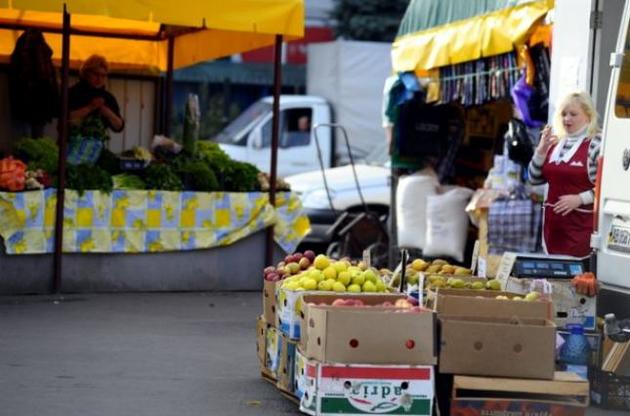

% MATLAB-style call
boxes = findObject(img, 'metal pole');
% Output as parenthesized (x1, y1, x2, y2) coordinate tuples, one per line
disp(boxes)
(52, 5, 71, 293)
(265, 34, 283, 266)
(164, 35, 175, 136)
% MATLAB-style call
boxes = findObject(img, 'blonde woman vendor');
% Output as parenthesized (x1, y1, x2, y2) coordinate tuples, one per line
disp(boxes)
(528, 91, 601, 258)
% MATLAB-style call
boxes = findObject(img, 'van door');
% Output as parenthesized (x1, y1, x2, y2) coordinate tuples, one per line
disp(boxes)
(248, 107, 321, 177)
(596, 1, 630, 292)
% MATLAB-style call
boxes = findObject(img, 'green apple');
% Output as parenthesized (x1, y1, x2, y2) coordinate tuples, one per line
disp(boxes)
(337, 271, 352, 286)
(318, 280, 333, 291)
(302, 278, 317, 291)
(314, 254, 330, 270)
(362, 269, 377, 283)
(332, 281, 346, 292)
(375, 280, 386, 292)
(333, 261, 347, 273)
(362, 281, 376, 292)
(309, 269, 324, 282)
(352, 274, 365, 286)
(524, 292, 541, 302)
(486, 279, 502, 290)
(323, 266, 337, 280)
(471, 281, 485, 290)
(347, 284, 362, 293)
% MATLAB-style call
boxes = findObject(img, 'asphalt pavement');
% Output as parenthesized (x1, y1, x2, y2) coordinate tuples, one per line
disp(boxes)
(0, 292, 627, 416)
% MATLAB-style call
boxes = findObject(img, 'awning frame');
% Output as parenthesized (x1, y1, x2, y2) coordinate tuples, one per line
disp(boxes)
(4, 4, 291, 292)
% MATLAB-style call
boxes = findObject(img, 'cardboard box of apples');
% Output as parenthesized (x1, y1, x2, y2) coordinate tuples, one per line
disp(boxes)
(264, 252, 394, 339)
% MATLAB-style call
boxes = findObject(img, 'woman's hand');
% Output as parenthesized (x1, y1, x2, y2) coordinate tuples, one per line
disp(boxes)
(553, 194, 583, 216)
(536, 125, 557, 157)
(90, 97, 105, 111)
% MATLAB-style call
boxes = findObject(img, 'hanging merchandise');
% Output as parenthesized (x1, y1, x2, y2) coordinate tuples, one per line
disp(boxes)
(439, 51, 522, 107)
(8, 28, 59, 137)
(527, 43, 551, 123)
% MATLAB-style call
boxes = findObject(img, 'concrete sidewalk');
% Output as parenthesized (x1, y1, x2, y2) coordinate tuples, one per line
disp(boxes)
(0, 292, 626, 415)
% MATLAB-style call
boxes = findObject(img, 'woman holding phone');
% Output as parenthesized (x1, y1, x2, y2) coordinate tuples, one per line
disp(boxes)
(528, 91, 601, 258)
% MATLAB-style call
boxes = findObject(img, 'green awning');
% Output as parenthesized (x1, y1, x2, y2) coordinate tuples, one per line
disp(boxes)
(174, 61, 305, 87)
(397, 0, 540, 38)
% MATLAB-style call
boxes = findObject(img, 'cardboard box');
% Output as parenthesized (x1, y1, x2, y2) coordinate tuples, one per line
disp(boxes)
(506, 277, 596, 330)
(313, 363, 434, 415)
(298, 351, 319, 416)
(276, 332, 298, 394)
(430, 288, 553, 320)
(451, 372, 589, 416)
(304, 303, 436, 365)
(256, 315, 267, 368)
(265, 325, 280, 379)
(300, 293, 408, 346)
(262, 280, 279, 326)
(277, 288, 320, 340)
(439, 316, 556, 379)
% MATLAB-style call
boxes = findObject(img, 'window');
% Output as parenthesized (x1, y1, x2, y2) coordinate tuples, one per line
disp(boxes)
(259, 108, 313, 148)
(216, 101, 271, 145)
(615, 23, 630, 118)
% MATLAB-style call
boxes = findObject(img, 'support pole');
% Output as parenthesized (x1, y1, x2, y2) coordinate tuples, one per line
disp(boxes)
(52, 5, 71, 293)
(164, 35, 175, 136)
(265, 34, 283, 266)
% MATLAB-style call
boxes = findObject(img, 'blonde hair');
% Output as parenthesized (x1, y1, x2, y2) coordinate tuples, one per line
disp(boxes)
(79, 54, 109, 80)
(552, 91, 600, 138)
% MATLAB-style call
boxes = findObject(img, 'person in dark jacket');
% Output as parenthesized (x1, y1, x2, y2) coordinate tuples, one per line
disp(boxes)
(8, 28, 59, 138)
(69, 55, 124, 133)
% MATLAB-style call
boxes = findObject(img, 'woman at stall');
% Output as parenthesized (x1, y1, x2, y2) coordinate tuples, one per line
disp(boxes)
(69, 54, 124, 133)
(528, 91, 601, 258)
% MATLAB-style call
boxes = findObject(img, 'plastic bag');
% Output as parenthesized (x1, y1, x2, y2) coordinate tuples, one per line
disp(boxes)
(0, 156, 27, 191)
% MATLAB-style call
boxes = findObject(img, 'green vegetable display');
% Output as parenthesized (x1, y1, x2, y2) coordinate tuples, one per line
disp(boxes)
(172, 156, 219, 192)
(112, 174, 146, 190)
(96, 148, 121, 175)
(143, 164, 183, 191)
(197, 141, 260, 191)
(13, 137, 59, 174)
(66, 164, 113, 196)
(70, 115, 109, 141)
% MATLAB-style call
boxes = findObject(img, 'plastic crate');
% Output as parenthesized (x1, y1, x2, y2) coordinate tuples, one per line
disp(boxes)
(590, 369, 630, 410)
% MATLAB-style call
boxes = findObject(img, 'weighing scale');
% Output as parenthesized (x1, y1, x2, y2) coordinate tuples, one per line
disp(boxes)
(510, 253, 589, 279)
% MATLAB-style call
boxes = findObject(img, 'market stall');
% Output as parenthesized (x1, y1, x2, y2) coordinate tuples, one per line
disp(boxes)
(0, 0, 307, 293)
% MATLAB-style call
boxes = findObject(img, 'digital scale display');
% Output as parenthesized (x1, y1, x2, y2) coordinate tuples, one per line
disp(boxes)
(513, 255, 585, 278)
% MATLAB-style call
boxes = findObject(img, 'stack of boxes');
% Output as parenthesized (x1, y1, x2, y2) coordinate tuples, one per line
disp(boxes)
(431, 288, 590, 415)
(257, 281, 438, 415)
(257, 264, 592, 415)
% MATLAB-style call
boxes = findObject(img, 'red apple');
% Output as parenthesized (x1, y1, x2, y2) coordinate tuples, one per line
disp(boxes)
(267, 272, 280, 282)
(304, 250, 316, 262)
(293, 252, 303, 261)
(298, 257, 311, 270)
(381, 301, 393, 307)
(332, 299, 347, 307)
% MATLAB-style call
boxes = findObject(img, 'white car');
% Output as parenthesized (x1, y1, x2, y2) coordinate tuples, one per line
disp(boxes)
(285, 144, 390, 244)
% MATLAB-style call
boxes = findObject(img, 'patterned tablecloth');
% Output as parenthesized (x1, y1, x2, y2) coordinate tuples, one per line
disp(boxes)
(0, 189, 310, 255)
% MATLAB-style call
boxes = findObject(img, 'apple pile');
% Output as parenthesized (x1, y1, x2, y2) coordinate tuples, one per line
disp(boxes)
(494, 292, 542, 302)
(308, 297, 429, 313)
(263, 250, 317, 282)
(279, 254, 388, 293)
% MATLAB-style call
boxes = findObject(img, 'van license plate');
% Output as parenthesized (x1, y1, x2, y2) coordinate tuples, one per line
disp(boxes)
(607, 217, 630, 253)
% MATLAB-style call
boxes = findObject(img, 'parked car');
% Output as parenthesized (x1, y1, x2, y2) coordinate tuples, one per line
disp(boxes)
(285, 142, 390, 244)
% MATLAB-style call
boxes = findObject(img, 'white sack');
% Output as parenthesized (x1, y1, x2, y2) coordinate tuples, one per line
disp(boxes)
(396, 173, 439, 250)
(423, 187, 474, 262)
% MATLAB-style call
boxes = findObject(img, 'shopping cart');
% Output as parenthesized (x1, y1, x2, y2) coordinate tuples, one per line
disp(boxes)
(312, 123, 390, 267)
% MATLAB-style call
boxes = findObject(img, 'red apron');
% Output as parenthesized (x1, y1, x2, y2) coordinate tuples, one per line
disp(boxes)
(541, 138, 594, 257)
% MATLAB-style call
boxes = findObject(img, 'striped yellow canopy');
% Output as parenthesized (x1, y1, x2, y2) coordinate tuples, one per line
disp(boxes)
(0, 0, 304, 72)
(392, 0, 553, 73)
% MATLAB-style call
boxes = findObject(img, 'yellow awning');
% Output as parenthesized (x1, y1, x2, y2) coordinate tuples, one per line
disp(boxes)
(392, 0, 553, 73)
(0, 1, 304, 72)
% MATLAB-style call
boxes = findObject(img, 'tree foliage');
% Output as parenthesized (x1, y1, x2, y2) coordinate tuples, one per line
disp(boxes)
(330, 0, 409, 42)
